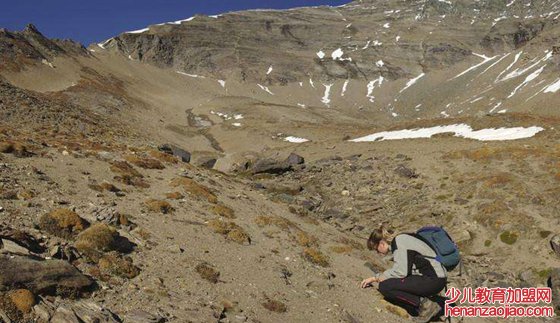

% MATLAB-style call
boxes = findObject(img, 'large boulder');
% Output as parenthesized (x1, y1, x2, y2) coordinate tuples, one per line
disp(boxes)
(0, 255, 94, 296)
(158, 144, 191, 163)
(249, 158, 292, 175)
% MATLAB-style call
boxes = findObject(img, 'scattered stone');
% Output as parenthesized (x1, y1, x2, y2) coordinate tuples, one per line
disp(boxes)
(52, 301, 121, 323)
(286, 153, 304, 165)
(394, 164, 418, 178)
(124, 309, 167, 323)
(0, 239, 30, 255)
(0, 255, 94, 296)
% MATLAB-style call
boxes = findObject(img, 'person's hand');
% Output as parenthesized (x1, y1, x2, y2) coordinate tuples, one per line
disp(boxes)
(360, 276, 378, 288)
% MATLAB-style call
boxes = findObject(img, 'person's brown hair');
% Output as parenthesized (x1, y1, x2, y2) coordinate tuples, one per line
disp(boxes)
(367, 225, 391, 250)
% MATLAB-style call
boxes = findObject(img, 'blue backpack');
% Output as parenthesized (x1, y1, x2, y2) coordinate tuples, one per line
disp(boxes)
(413, 226, 460, 271)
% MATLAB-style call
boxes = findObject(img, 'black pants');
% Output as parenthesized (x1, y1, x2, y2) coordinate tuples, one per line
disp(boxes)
(378, 276, 447, 316)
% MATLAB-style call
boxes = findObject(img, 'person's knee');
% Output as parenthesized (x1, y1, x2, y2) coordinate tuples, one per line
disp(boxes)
(378, 280, 392, 297)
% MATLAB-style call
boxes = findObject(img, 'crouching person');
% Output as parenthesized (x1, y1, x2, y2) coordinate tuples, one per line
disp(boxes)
(361, 226, 449, 322)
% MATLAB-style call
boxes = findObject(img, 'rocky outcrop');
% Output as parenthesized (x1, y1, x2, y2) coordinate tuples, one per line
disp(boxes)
(0, 255, 94, 296)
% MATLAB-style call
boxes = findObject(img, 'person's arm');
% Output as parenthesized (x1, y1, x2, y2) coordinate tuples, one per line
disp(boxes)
(378, 239, 408, 280)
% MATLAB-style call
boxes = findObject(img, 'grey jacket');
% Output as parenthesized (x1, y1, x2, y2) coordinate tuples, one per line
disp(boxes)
(378, 234, 447, 280)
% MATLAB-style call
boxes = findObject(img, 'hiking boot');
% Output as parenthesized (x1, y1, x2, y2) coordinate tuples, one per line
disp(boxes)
(413, 297, 441, 323)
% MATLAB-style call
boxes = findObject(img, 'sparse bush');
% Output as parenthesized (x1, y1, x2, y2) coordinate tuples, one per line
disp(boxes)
(499, 231, 518, 245)
(148, 150, 178, 164)
(7, 289, 35, 314)
(207, 219, 250, 245)
(303, 248, 329, 267)
(212, 204, 235, 219)
(144, 199, 174, 214)
(125, 154, 165, 170)
(170, 177, 217, 203)
(74, 223, 132, 262)
(295, 231, 317, 247)
(39, 208, 89, 239)
(165, 192, 184, 200)
(195, 262, 220, 283)
(98, 252, 140, 279)
(262, 298, 287, 313)
(330, 245, 353, 254)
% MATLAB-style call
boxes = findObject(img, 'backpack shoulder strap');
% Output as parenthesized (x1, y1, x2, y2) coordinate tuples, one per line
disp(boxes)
(405, 232, 438, 259)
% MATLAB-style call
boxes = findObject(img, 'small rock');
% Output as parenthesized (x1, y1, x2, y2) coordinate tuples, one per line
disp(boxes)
(394, 164, 418, 178)
(341, 190, 350, 196)
(286, 153, 304, 165)
(124, 309, 167, 323)
(0, 239, 30, 255)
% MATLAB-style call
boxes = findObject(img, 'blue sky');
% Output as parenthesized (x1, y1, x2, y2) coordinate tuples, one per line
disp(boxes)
(1, 0, 349, 45)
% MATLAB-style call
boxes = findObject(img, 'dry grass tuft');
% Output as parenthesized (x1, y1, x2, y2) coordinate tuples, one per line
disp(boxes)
(144, 199, 174, 214)
(330, 245, 353, 254)
(195, 262, 220, 283)
(110, 161, 150, 188)
(295, 230, 317, 247)
(207, 219, 251, 244)
(98, 252, 140, 279)
(170, 177, 217, 203)
(212, 204, 235, 219)
(148, 150, 178, 164)
(74, 223, 126, 262)
(124, 154, 165, 170)
(262, 299, 287, 313)
(165, 192, 184, 200)
(302, 248, 330, 267)
(254, 216, 297, 230)
(39, 208, 89, 239)
(7, 289, 35, 314)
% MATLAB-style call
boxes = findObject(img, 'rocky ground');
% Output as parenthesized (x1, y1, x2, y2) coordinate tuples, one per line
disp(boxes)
(1, 0, 560, 322)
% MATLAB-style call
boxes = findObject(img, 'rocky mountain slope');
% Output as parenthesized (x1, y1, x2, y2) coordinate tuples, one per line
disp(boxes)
(0, 0, 560, 322)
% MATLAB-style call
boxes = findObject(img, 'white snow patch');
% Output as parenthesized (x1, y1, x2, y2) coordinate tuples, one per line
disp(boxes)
(257, 84, 274, 95)
(400, 73, 425, 93)
(322, 84, 333, 106)
(383, 23, 390, 28)
(317, 51, 326, 59)
(341, 80, 349, 96)
(297, 103, 306, 108)
(218, 80, 226, 88)
(362, 41, 371, 50)
(496, 51, 522, 82)
(372, 40, 382, 46)
(232, 123, 242, 127)
(125, 27, 150, 34)
(438, 0, 452, 4)
(451, 53, 497, 80)
(507, 66, 544, 98)
(41, 59, 54, 68)
(395, 36, 400, 42)
(367, 76, 384, 102)
(332, 48, 344, 60)
(376, 60, 385, 67)
(234, 114, 244, 120)
(177, 71, 204, 78)
(349, 124, 544, 142)
(544, 78, 560, 93)
(489, 102, 502, 113)
(299, 82, 304, 87)
(309, 79, 315, 88)
(266, 66, 273, 75)
(284, 136, 310, 143)
(497, 109, 507, 114)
